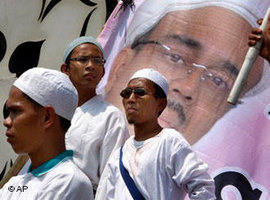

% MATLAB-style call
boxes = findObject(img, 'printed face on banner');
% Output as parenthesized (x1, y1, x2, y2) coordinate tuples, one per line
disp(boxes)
(106, 6, 264, 144)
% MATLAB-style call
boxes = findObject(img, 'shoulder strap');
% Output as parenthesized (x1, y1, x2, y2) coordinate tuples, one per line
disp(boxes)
(119, 147, 145, 200)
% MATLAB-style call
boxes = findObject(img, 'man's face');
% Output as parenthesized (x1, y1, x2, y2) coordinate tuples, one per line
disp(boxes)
(121, 78, 163, 125)
(63, 43, 104, 92)
(3, 87, 45, 154)
(106, 7, 264, 144)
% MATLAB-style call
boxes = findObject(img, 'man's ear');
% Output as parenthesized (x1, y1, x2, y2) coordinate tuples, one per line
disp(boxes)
(61, 64, 70, 76)
(43, 106, 56, 128)
(106, 47, 135, 93)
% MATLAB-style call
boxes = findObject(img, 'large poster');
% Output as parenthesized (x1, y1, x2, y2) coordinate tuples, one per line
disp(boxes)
(98, 0, 270, 199)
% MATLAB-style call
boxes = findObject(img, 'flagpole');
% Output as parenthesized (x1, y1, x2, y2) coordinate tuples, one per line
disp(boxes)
(227, 7, 270, 105)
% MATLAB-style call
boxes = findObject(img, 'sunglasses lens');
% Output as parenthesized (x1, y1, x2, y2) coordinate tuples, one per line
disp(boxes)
(120, 88, 147, 98)
(120, 88, 132, 98)
(134, 88, 147, 96)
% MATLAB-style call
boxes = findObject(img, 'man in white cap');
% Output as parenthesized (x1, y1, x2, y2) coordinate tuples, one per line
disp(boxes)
(100, 0, 270, 198)
(0, 68, 93, 199)
(61, 36, 129, 191)
(96, 68, 215, 200)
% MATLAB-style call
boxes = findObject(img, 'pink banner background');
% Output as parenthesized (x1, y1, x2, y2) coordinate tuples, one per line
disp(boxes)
(98, 0, 270, 199)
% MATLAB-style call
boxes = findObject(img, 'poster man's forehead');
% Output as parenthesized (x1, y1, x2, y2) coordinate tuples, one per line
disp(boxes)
(125, 0, 269, 47)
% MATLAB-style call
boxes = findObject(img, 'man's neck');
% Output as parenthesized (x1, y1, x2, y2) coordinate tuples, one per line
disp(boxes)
(78, 88, 96, 106)
(29, 146, 66, 171)
(134, 120, 162, 141)
(28, 128, 66, 171)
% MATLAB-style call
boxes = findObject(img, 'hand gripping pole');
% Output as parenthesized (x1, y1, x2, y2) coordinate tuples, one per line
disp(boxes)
(227, 7, 270, 105)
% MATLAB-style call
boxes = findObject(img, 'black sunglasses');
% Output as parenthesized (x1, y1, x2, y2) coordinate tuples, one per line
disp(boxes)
(120, 88, 148, 98)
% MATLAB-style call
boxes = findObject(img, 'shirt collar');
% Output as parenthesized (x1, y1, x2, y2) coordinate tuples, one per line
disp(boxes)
(80, 95, 103, 111)
(28, 150, 73, 177)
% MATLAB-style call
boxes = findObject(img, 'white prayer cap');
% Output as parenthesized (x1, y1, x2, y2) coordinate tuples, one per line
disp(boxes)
(63, 36, 104, 63)
(13, 67, 78, 120)
(126, 0, 270, 46)
(130, 68, 169, 96)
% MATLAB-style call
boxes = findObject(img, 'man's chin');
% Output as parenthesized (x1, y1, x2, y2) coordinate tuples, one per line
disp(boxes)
(127, 118, 135, 124)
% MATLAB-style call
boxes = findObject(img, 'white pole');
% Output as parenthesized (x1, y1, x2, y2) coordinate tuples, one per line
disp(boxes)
(227, 7, 270, 105)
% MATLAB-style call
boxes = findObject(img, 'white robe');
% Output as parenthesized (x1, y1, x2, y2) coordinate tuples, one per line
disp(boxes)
(65, 95, 129, 189)
(96, 128, 216, 200)
(0, 150, 93, 200)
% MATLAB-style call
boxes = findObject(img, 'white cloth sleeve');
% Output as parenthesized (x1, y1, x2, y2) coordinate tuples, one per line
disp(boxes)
(168, 139, 216, 199)
(95, 149, 119, 200)
(99, 110, 129, 176)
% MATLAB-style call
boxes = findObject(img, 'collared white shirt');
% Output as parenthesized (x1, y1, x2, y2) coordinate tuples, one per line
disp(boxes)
(96, 128, 216, 200)
(65, 95, 129, 189)
(0, 150, 93, 200)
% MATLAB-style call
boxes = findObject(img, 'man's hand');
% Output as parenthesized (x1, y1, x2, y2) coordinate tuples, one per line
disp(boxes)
(248, 16, 270, 63)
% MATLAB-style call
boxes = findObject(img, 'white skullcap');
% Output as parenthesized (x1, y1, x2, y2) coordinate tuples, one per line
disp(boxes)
(130, 68, 169, 96)
(126, 0, 270, 46)
(13, 67, 78, 120)
(63, 36, 104, 63)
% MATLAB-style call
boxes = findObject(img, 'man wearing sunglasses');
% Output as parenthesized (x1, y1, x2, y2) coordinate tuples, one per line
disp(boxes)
(96, 68, 215, 200)
(61, 36, 129, 192)
(100, 0, 270, 198)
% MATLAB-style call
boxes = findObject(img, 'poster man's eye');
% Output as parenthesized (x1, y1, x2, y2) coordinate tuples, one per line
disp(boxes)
(170, 53, 184, 64)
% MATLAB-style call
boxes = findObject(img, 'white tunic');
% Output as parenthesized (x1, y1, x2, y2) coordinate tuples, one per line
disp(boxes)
(0, 150, 93, 200)
(65, 95, 129, 189)
(96, 128, 216, 200)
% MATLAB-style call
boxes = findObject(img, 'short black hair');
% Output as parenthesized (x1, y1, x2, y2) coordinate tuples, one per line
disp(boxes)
(151, 81, 167, 116)
(59, 116, 71, 132)
(153, 83, 166, 99)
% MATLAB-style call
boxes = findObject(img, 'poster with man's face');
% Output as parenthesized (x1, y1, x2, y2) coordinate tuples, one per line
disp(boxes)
(0, 0, 116, 182)
(99, 0, 270, 199)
